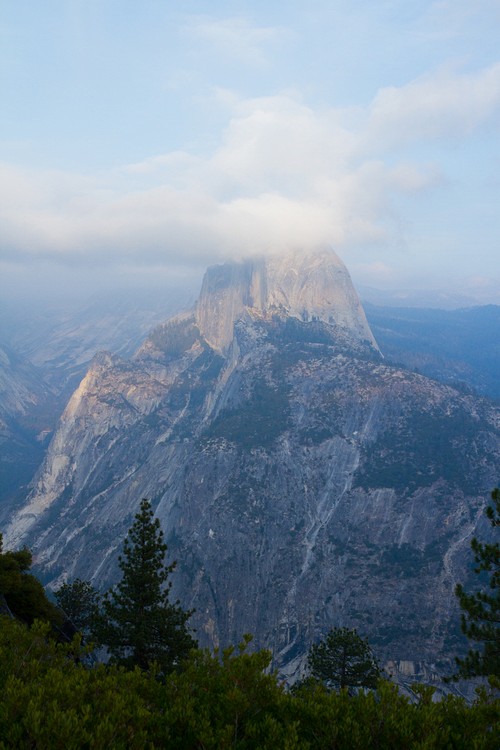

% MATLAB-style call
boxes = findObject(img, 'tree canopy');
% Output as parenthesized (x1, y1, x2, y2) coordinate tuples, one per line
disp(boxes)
(0, 532, 62, 627)
(54, 578, 101, 633)
(454, 487, 500, 679)
(2, 617, 499, 749)
(307, 626, 381, 692)
(96, 498, 196, 672)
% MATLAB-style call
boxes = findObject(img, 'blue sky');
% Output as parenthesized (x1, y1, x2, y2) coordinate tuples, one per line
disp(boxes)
(1, 1, 499, 302)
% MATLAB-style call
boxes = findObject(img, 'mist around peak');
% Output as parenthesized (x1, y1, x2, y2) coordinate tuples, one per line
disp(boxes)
(194, 247, 378, 355)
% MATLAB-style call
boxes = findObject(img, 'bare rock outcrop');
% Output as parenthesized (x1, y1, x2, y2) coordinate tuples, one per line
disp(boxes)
(4, 249, 499, 677)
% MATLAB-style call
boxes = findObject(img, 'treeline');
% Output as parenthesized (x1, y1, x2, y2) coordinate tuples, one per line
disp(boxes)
(0, 500, 196, 675)
(0, 492, 499, 748)
(0, 617, 498, 749)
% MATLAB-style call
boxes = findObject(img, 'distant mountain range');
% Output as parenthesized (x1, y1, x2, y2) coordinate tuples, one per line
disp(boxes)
(359, 283, 500, 310)
(365, 304, 500, 401)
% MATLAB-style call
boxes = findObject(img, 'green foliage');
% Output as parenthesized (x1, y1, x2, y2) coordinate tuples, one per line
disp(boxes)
(454, 487, 500, 679)
(96, 499, 196, 672)
(149, 317, 201, 358)
(380, 541, 443, 577)
(307, 627, 381, 692)
(54, 578, 101, 632)
(207, 377, 290, 448)
(156, 636, 303, 749)
(1, 618, 498, 749)
(0, 532, 62, 627)
(356, 409, 480, 493)
(0, 616, 160, 749)
(268, 316, 337, 346)
(292, 676, 499, 750)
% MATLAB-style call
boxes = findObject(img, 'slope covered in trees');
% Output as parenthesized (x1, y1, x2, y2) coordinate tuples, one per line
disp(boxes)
(0, 617, 499, 749)
(365, 303, 500, 400)
(1, 492, 500, 747)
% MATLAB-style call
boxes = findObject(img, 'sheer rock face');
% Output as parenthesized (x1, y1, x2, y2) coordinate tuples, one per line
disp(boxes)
(4, 250, 500, 674)
(195, 248, 378, 354)
(0, 344, 54, 525)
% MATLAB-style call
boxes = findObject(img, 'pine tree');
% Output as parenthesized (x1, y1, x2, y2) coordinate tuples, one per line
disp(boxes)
(454, 487, 500, 678)
(54, 578, 101, 633)
(97, 499, 196, 672)
(307, 626, 381, 692)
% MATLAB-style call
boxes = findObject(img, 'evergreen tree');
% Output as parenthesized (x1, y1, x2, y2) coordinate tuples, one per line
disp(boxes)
(307, 626, 381, 692)
(454, 487, 500, 678)
(0, 532, 62, 626)
(1, 618, 499, 748)
(97, 499, 196, 672)
(54, 578, 101, 633)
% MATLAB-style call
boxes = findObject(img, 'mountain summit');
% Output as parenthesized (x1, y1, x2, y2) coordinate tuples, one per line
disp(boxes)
(4, 248, 499, 680)
(195, 248, 379, 354)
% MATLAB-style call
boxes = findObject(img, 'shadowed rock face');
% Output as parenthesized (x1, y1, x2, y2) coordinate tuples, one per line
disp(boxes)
(4, 250, 499, 676)
(0, 344, 54, 525)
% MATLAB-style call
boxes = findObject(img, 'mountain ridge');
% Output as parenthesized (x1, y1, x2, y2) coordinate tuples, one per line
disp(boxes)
(3, 249, 499, 679)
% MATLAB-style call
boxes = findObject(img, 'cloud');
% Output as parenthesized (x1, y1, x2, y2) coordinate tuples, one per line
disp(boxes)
(0, 62, 498, 274)
(365, 62, 500, 148)
(185, 16, 292, 67)
(208, 95, 357, 194)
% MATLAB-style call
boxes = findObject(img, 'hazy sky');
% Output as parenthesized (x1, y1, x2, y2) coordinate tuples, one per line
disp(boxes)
(1, 1, 499, 302)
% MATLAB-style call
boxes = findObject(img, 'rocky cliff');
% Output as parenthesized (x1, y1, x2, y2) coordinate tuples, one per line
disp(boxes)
(0, 343, 54, 525)
(195, 248, 377, 354)
(4, 248, 499, 677)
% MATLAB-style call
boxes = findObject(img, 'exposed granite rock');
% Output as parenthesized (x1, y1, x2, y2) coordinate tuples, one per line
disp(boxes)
(0, 343, 54, 525)
(4, 250, 499, 677)
(195, 248, 378, 354)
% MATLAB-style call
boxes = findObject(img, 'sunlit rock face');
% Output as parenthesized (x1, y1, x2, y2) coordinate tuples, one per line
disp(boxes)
(195, 248, 378, 354)
(4, 248, 499, 678)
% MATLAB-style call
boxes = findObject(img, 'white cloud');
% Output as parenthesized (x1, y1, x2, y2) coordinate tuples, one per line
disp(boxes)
(208, 95, 357, 194)
(0, 62, 498, 275)
(365, 62, 500, 148)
